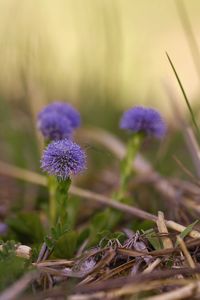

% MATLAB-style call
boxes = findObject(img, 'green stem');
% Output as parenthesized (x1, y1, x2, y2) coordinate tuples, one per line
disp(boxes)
(56, 178, 71, 222)
(117, 133, 144, 201)
(48, 176, 57, 226)
(48, 176, 71, 228)
(89, 134, 144, 245)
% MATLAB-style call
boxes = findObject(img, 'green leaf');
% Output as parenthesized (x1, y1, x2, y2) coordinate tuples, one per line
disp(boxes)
(143, 229, 163, 250)
(98, 230, 125, 247)
(0, 256, 27, 291)
(77, 228, 90, 248)
(65, 197, 80, 229)
(0, 240, 30, 291)
(133, 220, 155, 231)
(7, 212, 44, 243)
(0, 240, 18, 260)
(53, 230, 78, 259)
(175, 220, 199, 247)
(112, 231, 125, 241)
(44, 236, 55, 252)
(92, 210, 110, 231)
(89, 208, 123, 246)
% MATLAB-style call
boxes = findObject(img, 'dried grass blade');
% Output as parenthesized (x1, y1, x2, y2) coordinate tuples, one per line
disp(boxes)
(157, 211, 173, 249)
(145, 282, 198, 300)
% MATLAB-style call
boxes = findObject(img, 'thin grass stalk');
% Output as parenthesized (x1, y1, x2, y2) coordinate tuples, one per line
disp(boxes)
(166, 52, 200, 140)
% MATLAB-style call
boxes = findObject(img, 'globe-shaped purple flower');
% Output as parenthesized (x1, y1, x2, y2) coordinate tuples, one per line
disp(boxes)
(37, 112, 73, 141)
(120, 106, 166, 138)
(38, 101, 81, 129)
(41, 139, 86, 179)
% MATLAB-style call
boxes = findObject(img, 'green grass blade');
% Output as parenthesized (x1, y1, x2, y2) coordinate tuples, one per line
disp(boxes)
(166, 52, 200, 140)
(175, 220, 199, 247)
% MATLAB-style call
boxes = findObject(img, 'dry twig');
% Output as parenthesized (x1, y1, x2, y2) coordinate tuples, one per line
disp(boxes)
(0, 271, 38, 300)
(0, 161, 200, 239)
(145, 282, 199, 300)
(157, 211, 173, 249)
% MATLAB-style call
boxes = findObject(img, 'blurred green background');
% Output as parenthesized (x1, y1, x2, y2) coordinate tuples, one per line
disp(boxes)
(0, 0, 200, 112)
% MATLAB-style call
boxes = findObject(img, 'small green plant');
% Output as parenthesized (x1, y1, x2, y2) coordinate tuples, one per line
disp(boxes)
(0, 241, 30, 291)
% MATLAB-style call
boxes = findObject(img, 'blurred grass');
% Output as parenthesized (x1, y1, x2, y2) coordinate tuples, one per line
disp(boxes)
(0, 1, 200, 112)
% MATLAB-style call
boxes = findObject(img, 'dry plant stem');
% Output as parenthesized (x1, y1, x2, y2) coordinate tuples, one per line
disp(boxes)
(111, 283, 196, 300)
(177, 236, 196, 269)
(34, 259, 74, 268)
(157, 211, 173, 249)
(118, 238, 200, 258)
(173, 155, 200, 186)
(0, 161, 46, 186)
(81, 127, 200, 215)
(0, 161, 200, 239)
(36, 242, 52, 263)
(68, 292, 106, 300)
(54, 188, 200, 239)
(170, 178, 200, 195)
(145, 282, 199, 300)
(77, 268, 200, 295)
(0, 271, 38, 300)
(95, 260, 135, 282)
(177, 236, 200, 280)
(185, 199, 200, 214)
(70, 185, 157, 222)
(36, 242, 47, 263)
(78, 128, 182, 201)
(165, 220, 200, 239)
(142, 258, 161, 274)
(70, 279, 197, 300)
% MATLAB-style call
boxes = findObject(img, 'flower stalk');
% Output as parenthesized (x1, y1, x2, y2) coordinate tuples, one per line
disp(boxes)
(117, 105, 166, 202)
(48, 176, 71, 228)
(48, 175, 57, 226)
(56, 178, 71, 227)
(117, 132, 144, 201)
(41, 139, 86, 231)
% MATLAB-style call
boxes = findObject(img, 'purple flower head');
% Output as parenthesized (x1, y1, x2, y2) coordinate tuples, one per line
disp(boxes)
(0, 222, 8, 236)
(38, 101, 81, 129)
(37, 112, 73, 141)
(120, 106, 166, 138)
(41, 139, 86, 179)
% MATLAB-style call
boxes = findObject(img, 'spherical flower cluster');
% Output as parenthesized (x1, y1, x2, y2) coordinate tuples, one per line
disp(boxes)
(38, 101, 81, 129)
(41, 139, 86, 179)
(37, 101, 81, 141)
(37, 112, 72, 141)
(120, 106, 166, 138)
